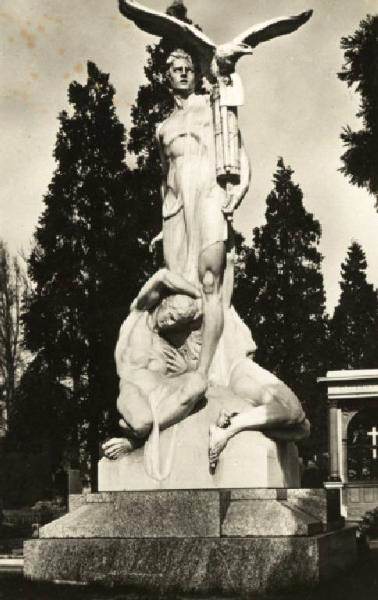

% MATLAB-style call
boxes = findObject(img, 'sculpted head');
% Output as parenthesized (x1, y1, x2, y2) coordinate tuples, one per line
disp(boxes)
(155, 293, 202, 334)
(166, 49, 196, 97)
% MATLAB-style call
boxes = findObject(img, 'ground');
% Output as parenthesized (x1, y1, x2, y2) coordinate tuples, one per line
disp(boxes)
(0, 548, 377, 600)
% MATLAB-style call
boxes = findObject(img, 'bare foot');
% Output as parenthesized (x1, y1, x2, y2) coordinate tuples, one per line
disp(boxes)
(208, 424, 231, 474)
(216, 408, 230, 428)
(102, 437, 135, 460)
(216, 408, 238, 428)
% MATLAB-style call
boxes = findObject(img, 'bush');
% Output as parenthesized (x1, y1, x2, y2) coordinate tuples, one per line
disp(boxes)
(359, 506, 378, 539)
(1, 503, 66, 539)
(0, 451, 52, 508)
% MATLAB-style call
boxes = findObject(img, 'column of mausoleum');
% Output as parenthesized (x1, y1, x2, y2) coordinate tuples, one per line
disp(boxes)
(329, 400, 341, 481)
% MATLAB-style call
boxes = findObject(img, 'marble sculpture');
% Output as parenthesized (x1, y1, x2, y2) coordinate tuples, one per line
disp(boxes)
(103, 0, 313, 478)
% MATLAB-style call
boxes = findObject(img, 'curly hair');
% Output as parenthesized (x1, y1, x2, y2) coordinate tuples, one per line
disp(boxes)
(156, 294, 202, 332)
(166, 49, 194, 70)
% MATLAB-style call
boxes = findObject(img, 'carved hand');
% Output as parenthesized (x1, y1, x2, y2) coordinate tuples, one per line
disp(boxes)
(162, 345, 188, 376)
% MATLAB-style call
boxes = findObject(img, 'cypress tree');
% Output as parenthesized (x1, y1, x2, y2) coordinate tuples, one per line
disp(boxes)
(24, 62, 139, 487)
(338, 15, 378, 204)
(330, 242, 378, 369)
(235, 158, 328, 453)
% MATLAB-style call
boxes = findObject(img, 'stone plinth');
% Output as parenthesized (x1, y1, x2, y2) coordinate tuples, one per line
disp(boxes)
(24, 489, 357, 594)
(99, 399, 300, 490)
(39, 490, 222, 539)
(24, 529, 357, 595)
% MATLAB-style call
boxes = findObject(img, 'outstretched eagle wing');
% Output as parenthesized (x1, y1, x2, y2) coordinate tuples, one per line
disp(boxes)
(231, 9, 313, 49)
(119, 0, 216, 62)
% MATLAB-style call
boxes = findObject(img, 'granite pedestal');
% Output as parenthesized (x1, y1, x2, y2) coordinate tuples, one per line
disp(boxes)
(24, 488, 357, 595)
(24, 400, 356, 594)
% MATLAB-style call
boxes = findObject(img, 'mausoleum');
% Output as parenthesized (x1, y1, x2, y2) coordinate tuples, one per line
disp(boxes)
(319, 369, 378, 521)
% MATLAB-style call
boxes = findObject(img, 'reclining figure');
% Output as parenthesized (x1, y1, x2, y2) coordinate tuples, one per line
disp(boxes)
(103, 268, 310, 473)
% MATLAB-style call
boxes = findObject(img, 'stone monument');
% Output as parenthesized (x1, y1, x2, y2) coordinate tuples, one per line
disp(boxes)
(24, 2, 357, 594)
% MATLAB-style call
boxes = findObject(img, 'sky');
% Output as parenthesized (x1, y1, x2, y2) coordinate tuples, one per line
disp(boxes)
(1, 0, 377, 314)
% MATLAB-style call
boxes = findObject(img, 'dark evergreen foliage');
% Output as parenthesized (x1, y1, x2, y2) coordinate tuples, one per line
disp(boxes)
(23, 62, 142, 487)
(338, 15, 378, 204)
(234, 158, 328, 452)
(329, 242, 378, 369)
(7, 354, 70, 464)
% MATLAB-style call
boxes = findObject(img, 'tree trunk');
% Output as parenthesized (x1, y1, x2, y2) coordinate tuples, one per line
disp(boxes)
(88, 415, 99, 492)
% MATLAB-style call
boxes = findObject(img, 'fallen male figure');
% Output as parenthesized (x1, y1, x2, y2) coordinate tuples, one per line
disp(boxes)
(103, 269, 309, 474)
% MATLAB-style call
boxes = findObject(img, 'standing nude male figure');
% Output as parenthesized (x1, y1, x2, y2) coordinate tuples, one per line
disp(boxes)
(119, 3, 312, 380)
(157, 49, 250, 379)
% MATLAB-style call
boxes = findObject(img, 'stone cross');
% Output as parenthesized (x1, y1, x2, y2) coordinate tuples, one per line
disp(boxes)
(367, 426, 378, 459)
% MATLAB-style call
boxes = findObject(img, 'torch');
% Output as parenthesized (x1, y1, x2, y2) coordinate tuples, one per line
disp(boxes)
(211, 73, 244, 221)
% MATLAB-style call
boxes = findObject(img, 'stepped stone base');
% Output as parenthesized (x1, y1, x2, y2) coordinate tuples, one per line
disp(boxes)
(24, 529, 356, 595)
(24, 489, 356, 595)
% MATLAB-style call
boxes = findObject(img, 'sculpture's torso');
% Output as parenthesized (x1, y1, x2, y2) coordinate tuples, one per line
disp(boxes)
(158, 94, 219, 218)
(158, 94, 227, 279)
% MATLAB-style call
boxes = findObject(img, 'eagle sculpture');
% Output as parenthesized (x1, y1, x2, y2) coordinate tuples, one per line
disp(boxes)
(119, 0, 313, 78)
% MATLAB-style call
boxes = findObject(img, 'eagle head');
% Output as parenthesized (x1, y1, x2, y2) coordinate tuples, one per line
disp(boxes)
(215, 43, 253, 75)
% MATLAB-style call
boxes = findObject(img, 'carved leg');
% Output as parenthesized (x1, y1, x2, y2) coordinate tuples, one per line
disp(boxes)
(198, 241, 226, 377)
(157, 371, 207, 430)
(208, 404, 282, 474)
(111, 372, 206, 459)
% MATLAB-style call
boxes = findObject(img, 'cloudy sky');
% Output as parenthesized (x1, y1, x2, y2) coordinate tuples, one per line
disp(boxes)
(1, 0, 377, 313)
